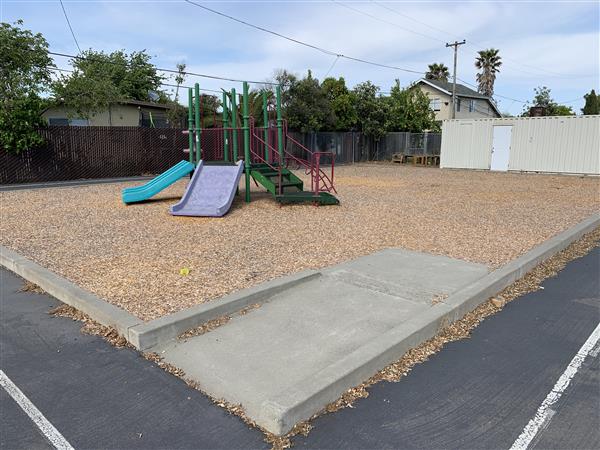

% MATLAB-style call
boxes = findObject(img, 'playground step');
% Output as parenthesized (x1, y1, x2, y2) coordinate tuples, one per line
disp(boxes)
(250, 168, 304, 196)
(270, 180, 303, 188)
(275, 191, 339, 205)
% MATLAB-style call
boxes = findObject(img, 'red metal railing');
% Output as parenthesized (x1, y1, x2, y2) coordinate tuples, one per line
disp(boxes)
(283, 121, 336, 195)
(192, 117, 336, 197)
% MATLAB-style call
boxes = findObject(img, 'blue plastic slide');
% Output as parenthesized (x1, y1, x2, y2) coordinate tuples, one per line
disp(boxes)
(122, 160, 195, 204)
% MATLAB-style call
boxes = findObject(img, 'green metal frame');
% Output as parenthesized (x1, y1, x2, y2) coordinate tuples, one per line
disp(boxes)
(231, 88, 238, 162)
(183, 80, 337, 206)
(188, 88, 194, 164)
(222, 91, 229, 162)
(276, 86, 283, 163)
(243, 82, 251, 203)
(194, 83, 201, 163)
(263, 91, 269, 161)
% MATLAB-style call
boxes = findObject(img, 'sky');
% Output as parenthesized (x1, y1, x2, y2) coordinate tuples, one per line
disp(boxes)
(3, 0, 599, 116)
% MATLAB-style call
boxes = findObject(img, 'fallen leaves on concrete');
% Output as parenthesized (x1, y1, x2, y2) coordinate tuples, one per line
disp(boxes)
(178, 303, 261, 340)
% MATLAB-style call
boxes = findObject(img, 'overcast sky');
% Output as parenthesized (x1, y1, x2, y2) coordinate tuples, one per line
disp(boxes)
(3, 0, 598, 115)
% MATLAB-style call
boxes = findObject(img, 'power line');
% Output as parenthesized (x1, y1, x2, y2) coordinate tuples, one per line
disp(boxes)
(331, 0, 445, 44)
(370, 0, 592, 79)
(457, 77, 527, 103)
(47, 50, 281, 85)
(323, 55, 340, 78)
(183, 0, 424, 75)
(58, 0, 81, 54)
(46, 65, 222, 94)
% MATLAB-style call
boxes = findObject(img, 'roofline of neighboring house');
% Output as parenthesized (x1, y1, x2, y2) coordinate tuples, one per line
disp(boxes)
(42, 99, 174, 115)
(119, 99, 173, 109)
(417, 79, 502, 117)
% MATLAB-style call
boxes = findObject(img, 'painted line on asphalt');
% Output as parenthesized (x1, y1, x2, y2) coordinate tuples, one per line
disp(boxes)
(0, 370, 74, 450)
(510, 322, 600, 450)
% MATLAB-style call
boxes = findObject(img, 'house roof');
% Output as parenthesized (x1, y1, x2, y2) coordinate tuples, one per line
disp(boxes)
(416, 79, 502, 117)
(119, 99, 173, 109)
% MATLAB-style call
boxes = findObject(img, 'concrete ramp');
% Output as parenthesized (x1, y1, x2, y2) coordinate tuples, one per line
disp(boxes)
(170, 161, 244, 217)
(155, 249, 489, 435)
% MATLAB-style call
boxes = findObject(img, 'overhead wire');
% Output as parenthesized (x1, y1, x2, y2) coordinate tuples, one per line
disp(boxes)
(183, 0, 424, 74)
(58, 0, 82, 53)
(47, 50, 281, 85)
(370, 0, 593, 79)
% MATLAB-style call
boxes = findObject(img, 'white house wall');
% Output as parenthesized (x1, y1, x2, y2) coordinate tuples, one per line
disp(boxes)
(440, 115, 600, 175)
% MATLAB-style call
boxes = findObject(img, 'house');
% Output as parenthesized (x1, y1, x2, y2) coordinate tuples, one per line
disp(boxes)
(42, 99, 176, 127)
(415, 79, 502, 121)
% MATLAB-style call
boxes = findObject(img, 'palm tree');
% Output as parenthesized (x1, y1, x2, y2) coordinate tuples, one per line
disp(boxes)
(425, 63, 450, 81)
(475, 49, 502, 97)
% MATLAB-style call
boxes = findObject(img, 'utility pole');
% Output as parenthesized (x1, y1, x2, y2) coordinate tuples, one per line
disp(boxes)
(446, 40, 466, 119)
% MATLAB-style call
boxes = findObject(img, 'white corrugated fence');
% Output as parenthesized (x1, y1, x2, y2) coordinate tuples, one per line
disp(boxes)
(440, 115, 600, 175)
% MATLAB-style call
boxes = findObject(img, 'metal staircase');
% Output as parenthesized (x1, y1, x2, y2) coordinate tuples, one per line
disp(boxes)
(248, 120, 339, 205)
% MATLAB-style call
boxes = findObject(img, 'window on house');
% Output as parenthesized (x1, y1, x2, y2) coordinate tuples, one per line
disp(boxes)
(456, 99, 461, 112)
(48, 118, 69, 126)
(140, 110, 169, 128)
(429, 97, 441, 111)
(469, 99, 475, 112)
(69, 118, 89, 126)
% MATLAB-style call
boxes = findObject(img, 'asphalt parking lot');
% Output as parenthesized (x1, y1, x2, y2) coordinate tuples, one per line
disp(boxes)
(1, 247, 598, 449)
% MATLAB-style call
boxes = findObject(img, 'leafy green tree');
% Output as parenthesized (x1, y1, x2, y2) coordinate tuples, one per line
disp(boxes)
(271, 68, 297, 110)
(475, 48, 502, 97)
(321, 77, 357, 131)
(386, 81, 439, 132)
(582, 89, 599, 115)
(353, 81, 387, 140)
(52, 49, 166, 118)
(0, 20, 52, 153)
(285, 70, 334, 132)
(425, 63, 450, 82)
(165, 63, 188, 128)
(522, 86, 574, 116)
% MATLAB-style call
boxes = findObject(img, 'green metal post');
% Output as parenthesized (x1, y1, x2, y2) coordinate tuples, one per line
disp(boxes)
(222, 91, 229, 162)
(276, 85, 284, 164)
(263, 90, 269, 161)
(243, 82, 251, 203)
(187, 88, 194, 164)
(231, 88, 238, 161)
(194, 83, 201, 162)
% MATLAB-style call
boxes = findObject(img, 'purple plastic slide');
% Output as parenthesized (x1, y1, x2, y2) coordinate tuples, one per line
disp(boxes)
(170, 160, 244, 217)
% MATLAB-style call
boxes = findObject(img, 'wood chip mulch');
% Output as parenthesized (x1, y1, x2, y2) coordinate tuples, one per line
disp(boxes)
(2, 164, 598, 321)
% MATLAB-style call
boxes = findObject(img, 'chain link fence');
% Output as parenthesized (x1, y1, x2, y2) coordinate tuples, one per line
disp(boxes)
(287, 131, 441, 164)
(1, 128, 441, 185)
(1, 127, 187, 184)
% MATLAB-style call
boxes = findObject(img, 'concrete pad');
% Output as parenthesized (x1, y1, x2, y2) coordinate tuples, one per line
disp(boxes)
(156, 249, 489, 435)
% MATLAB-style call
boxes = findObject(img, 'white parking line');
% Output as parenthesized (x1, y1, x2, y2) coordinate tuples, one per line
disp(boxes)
(0, 370, 75, 450)
(510, 322, 600, 450)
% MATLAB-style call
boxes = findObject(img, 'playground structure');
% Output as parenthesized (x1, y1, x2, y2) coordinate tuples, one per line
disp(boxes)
(122, 81, 338, 216)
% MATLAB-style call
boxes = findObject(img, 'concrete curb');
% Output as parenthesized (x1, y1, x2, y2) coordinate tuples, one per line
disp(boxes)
(0, 246, 142, 336)
(128, 270, 321, 350)
(255, 213, 600, 435)
(0, 176, 155, 191)
(0, 245, 320, 351)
